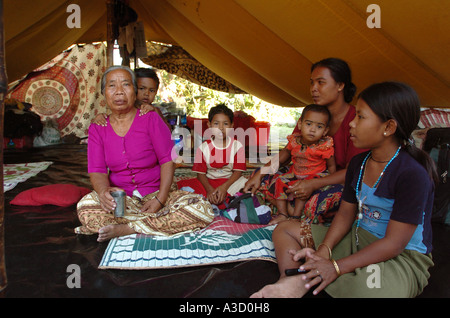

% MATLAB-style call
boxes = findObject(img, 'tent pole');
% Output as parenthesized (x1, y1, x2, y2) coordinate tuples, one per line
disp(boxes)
(0, 0, 8, 295)
(106, 0, 114, 66)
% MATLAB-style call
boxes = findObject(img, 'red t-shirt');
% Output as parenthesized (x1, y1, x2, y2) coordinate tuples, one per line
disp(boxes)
(192, 138, 246, 179)
(293, 106, 365, 170)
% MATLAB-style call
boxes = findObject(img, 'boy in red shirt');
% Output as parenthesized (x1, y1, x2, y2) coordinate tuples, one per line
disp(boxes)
(177, 104, 247, 208)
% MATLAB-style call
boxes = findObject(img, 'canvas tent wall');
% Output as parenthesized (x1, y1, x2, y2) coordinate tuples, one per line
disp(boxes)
(4, 0, 450, 109)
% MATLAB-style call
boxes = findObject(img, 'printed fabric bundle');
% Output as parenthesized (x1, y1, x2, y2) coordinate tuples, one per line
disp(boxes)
(220, 192, 271, 224)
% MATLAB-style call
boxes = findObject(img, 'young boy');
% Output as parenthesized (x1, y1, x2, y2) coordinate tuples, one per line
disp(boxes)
(177, 104, 247, 208)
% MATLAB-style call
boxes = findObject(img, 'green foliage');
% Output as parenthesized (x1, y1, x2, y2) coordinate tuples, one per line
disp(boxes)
(155, 69, 303, 125)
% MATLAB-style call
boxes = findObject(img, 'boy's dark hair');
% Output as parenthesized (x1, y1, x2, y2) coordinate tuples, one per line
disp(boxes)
(208, 103, 234, 123)
(359, 81, 438, 183)
(135, 68, 160, 87)
(300, 104, 332, 126)
(311, 58, 356, 103)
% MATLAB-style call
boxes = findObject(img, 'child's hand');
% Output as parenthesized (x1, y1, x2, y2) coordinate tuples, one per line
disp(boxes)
(91, 113, 108, 126)
(139, 102, 156, 116)
(206, 189, 219, 204)
(213, 186, 228, 205)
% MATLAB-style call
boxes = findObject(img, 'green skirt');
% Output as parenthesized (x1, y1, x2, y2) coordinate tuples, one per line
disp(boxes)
(311, 224, 434, 298)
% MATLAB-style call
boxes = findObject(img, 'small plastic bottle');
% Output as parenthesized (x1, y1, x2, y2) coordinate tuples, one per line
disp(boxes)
(172, 115, 183, 154)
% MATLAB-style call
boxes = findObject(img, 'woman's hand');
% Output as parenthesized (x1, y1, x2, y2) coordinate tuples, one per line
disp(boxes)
(98, 187, 122, 213)
(288, 247, 316, 263)
(286, 179, 318, 200)
(141, 197, 164, 214)
(298, 250, 340, 295)
(243, 172, 262, 194)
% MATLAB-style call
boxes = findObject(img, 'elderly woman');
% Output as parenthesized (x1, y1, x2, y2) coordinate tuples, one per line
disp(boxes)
(75, 66, 213, 241)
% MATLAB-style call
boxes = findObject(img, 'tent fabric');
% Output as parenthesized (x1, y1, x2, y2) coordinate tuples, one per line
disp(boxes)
(141, 42, 246, 93)
(7, 43, 107, 138)
(4, 0, 450, 108)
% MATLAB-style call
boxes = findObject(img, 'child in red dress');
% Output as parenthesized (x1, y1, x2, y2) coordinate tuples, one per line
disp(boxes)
(271, 104, 336, 224)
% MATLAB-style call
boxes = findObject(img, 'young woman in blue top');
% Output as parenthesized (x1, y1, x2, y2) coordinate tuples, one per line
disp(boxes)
(251, 82, 437, 298)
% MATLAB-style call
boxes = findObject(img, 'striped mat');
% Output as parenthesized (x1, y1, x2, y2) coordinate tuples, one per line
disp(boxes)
(99, 216, 276, 269)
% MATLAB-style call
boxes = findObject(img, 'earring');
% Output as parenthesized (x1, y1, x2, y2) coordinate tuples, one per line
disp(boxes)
(383, 132, 387, 136)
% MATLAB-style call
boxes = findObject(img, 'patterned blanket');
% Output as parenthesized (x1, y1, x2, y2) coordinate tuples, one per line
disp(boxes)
(8, 43, 107, 138)
(99, 216, 276, 269)
(3, 161, 53, 191)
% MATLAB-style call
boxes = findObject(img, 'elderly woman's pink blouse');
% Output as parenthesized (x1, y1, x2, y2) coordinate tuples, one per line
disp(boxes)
(88, 109, 174, 197)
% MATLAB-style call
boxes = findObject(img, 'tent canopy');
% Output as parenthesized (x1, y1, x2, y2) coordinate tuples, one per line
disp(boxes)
(5, 0, 450, 108)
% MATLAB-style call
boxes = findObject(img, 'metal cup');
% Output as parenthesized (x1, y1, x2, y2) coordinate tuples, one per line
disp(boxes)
(111, 190, 126, 217)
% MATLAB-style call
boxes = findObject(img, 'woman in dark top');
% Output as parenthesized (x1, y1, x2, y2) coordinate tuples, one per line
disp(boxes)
(251, 82, 436, 298)
(244, 58, 366, 224)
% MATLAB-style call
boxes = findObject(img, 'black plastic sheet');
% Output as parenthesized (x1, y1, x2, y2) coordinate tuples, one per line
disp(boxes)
(3, 144, 281, 298)
(3, 144, 449, 297)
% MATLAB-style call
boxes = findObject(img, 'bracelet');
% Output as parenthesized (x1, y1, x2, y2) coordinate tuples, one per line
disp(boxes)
(331, 259, 341, 276)
(155, 196, 165, 207)
(317, 243, 332, 259)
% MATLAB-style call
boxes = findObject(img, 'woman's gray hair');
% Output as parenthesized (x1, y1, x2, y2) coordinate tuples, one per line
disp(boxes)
(101, 65, 138, 95)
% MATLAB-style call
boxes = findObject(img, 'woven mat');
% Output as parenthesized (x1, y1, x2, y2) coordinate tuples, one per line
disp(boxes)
(3, 161, 53, 191)
(99, 216, 276, 270)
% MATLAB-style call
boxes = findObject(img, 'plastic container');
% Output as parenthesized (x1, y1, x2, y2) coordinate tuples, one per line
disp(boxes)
(254, 121, 271, 146)
(172, 116, 184, 153)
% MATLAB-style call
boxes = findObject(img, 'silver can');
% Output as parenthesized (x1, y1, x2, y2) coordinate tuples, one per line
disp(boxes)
(111, 190, 126, 217)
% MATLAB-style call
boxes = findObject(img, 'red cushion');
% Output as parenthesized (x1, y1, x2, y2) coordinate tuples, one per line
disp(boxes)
(10, 184, 91, 207)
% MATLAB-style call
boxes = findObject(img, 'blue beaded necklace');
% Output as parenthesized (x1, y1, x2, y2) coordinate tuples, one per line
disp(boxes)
(355, 146, 401, 245)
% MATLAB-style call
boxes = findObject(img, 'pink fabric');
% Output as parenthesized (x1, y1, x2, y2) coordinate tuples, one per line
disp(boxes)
(88, 109, 174, 197)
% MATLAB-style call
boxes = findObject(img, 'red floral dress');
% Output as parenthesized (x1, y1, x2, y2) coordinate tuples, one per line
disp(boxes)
(272, 134, 334, 201)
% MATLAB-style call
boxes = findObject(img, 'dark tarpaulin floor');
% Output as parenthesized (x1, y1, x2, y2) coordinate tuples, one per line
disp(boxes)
(2, 144, 449, 298)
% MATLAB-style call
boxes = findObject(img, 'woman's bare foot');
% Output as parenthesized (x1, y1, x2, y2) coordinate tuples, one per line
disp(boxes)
(250, 275, 310, 298)
(97, 224, 135, 242)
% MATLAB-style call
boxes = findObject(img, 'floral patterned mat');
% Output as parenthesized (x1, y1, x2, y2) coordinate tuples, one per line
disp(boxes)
(3, 161, 53, 192)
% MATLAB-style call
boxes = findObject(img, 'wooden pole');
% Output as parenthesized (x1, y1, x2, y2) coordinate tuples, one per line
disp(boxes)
(0, 0, 8, 294)
(106, 0, 114, 66)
